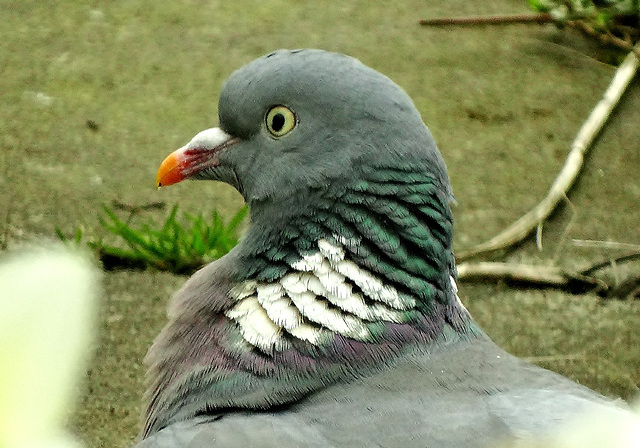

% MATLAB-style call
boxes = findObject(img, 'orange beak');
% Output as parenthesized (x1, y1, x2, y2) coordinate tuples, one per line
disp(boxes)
(156, 149, 186, 187)
(156, 128, 241, 188)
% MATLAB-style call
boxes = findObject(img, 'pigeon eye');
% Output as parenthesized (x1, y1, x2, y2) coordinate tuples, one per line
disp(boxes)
(265, 105, 297, 137)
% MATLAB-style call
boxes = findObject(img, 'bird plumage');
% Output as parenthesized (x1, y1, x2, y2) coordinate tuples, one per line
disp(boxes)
(139, 49, 629, 447)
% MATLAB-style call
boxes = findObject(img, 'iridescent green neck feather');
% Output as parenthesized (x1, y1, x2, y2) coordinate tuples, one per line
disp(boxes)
(236, 163, 455, 313)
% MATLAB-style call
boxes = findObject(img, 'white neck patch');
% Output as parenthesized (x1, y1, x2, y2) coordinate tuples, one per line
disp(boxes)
(225, 237, 419, 353)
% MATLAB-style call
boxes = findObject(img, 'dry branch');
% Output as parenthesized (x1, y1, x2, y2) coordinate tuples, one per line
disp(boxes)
(419, 13, 640, 53)
(456, 261, 599, 291)
(570, 20, 640, 54)
(419, 13, 554, 27)
(579, 251, 640, 276)
(572, 239, 640, 251)
(457, 42, 640, 261)
(457, 250, 640, 298)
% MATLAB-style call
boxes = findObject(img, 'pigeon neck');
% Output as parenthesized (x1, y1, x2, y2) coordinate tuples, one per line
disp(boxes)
(142, 166, 480, 436)
(229, 165, 472, 352)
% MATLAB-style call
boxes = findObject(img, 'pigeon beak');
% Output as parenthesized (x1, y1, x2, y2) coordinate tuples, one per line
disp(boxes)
(156, 150, 187, 187)
(156, 128, 240, 187)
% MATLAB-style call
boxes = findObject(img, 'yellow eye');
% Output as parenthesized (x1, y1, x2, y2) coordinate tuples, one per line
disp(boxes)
(265, 105, 297, 137)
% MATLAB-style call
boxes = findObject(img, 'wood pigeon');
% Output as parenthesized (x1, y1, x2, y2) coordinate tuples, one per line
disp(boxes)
(137, 49, 630, 447)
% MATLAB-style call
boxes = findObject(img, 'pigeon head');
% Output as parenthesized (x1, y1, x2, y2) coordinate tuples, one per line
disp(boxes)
(157, 49, 452, 208)
(155, 48, 460, 329)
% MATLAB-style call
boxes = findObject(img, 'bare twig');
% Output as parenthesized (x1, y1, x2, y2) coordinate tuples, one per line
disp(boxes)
(457, 251, 640, 298)
(456, 261, 600, 291)
(457, 261, 566, 285)
(552, 195, 578, 262)
(111, 200, 166, 225)
(419, 13, 554, 27)
(111, 200, 166, 213)
(536, 221, 544, 251)
(457, 42, 640, 261)
(570, 20, 640, 54)
(419, 14, 639, 54)
(580, 251, 640, 276)
(572, 239, 640, 251)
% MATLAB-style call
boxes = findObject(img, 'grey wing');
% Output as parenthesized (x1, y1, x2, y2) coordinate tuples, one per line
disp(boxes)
(133, 414, 338, 448)
(134, 336, 628, 448)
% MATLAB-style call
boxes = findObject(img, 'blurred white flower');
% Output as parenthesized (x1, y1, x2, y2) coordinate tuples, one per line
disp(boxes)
(0, 248, 99, 448)
(499, 399, 640, 448)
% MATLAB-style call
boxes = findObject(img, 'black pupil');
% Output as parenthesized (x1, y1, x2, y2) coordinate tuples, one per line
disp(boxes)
(271, 113, 285, 132)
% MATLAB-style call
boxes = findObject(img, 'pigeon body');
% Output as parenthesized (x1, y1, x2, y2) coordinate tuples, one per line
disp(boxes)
(139, 50, 628, 447)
